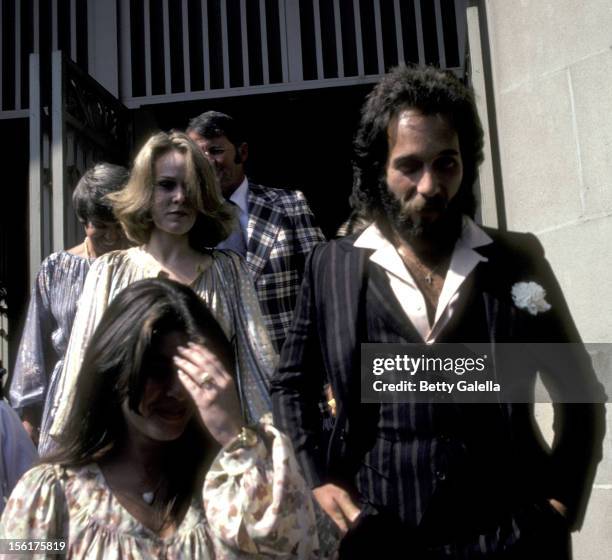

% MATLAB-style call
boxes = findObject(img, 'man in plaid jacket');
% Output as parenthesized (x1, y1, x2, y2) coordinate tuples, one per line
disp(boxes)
(188, 111, 325, 353)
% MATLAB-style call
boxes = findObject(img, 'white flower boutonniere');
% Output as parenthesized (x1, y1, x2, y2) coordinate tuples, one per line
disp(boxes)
(511, 281, 551, 315)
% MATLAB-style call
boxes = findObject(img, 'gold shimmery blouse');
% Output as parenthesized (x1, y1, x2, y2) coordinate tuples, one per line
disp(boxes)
(49, 247, 277, 438)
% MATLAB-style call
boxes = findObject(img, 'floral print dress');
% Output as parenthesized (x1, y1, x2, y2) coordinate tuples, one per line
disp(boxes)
(0, 418, 332, 559)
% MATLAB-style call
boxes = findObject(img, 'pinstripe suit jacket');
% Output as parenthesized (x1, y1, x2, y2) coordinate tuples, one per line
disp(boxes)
(271, 228, 605, 536)
(244, 182, 325, 353)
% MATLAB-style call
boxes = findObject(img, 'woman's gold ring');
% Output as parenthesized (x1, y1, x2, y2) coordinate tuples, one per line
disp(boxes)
(199, 372, 212, 388)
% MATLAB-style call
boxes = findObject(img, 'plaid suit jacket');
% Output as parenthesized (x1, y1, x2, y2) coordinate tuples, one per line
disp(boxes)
(245, 182, 325, 352)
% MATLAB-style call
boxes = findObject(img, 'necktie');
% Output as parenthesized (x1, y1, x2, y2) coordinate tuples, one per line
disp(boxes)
(217, 201, 247, 256)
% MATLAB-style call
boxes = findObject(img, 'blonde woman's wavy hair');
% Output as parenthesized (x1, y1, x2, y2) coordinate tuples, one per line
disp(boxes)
(109, 131, 234, 247)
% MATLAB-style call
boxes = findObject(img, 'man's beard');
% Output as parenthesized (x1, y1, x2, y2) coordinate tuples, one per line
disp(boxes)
(378, 181, 463, 248)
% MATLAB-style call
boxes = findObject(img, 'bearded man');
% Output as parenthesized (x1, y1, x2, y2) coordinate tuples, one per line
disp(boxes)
(271, 65, 605, 558)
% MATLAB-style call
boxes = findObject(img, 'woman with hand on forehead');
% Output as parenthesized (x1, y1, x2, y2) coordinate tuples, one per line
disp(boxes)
(49, 132, 276, 439)
(1, 279, 320, 558)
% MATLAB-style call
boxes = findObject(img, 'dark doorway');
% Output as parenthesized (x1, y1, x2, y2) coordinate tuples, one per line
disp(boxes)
(132, 83, 375, 238)
(0, 118, 30, 373)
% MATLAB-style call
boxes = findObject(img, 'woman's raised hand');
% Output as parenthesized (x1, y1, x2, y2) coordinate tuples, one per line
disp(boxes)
(174, 342, 244, 447)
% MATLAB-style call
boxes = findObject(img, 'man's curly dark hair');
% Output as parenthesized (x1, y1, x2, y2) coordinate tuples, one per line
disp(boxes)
(350, 64, 484, 225)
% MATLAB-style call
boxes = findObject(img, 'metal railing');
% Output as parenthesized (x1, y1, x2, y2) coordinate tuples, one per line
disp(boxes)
(119, 0, 468, 108)
(0, 0, 90, 119)
(28, 50, 131, 279)
(0, 282, 8, 392)
(1, 1, 468, 115)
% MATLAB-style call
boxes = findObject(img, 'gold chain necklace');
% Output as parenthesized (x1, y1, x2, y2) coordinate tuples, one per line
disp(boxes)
(397, 246, 450, 285)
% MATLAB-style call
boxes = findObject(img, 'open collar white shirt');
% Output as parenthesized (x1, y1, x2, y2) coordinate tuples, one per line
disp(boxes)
(354, 217, 493, 343)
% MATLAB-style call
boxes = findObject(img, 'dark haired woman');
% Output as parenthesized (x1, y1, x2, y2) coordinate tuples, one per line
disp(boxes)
(10, 163, 129, 454)
(50, 132, 276, 440)
(1, 279, 320, 557)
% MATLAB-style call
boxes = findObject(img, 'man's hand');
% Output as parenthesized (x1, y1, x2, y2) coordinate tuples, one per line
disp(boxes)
(21, 406, 41, 446)
(548, 498, 568, 519)
(21, 419, 39, 446)
(313, 483, 361, 534)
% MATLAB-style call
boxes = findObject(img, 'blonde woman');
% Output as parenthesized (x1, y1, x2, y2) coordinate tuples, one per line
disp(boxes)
(50, 132, 276, 438)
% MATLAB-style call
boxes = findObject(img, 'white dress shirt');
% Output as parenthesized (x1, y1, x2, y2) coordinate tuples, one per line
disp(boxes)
(354, 217, 493, 343)
(228, 176, 249, 238)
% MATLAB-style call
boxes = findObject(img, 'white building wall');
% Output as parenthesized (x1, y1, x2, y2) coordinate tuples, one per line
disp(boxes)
(481, 1, 612, 558)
